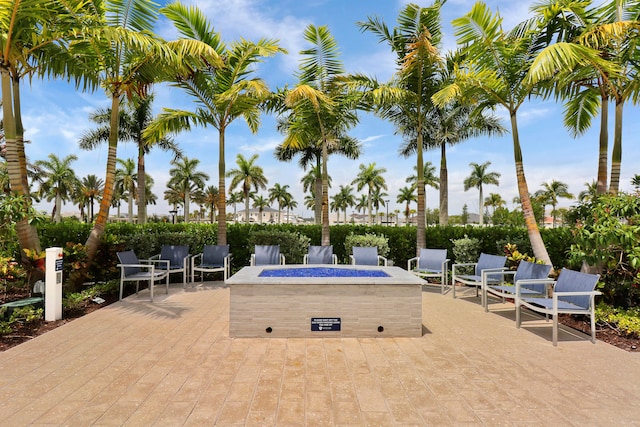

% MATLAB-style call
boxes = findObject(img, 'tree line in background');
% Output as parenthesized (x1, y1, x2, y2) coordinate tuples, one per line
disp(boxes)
(1, 0, 640, 276)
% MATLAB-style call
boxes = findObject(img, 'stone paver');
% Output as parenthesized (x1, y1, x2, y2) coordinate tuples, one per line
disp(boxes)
(0, 282, 639, 426)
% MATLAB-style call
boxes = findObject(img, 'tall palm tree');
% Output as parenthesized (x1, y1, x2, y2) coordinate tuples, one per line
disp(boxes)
(268, 183, 292, 224)
(273, 25, 360, 245)
(114, 158, 137, 223)
(79, 0, 192, 262)
(34, 154, 79, 223)
(201, 185, 219, 224)
(631, 174, 640, 193)
(464, 161, 501, 226)
(81, 174, 104, 223)
(145, 3, 283, 244)
(370, 187, 389, 225)
(358, 2, 445, 253)
(168, 157, 209, 223)
(299, 165, 333, 223)
(352, 163, 387, 226)
(396, 186, 417, 226)
(79, 94, 181, 224)
(526, 1, 637, 195)
(1, 0, 94, 256)
(227, 154, 268, 224)
(354, 194, 368, 221)
(252, 194, 270, 224)
(434, 2, 555, 265)
(536, 180, 574, 228)
(163, 184, 184, 222)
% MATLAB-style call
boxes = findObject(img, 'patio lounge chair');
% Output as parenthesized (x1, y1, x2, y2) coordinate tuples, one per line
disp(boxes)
(350, 246, 387, 266)
(451, 253, 507, 299)
(250, 245, 285, 266)
(483, 260, 552, 312)
(116, 250, 169, 302)
(150, 245, 190, 285)
(191, 245, 231, 282)
(516, 268, 601, 346)
(303, 245, 338, 265)
(407, 248, 449, 294)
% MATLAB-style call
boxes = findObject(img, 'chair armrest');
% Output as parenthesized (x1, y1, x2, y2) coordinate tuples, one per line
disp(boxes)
(147, 259, 170, 269)
(250, 254, 255, 266)
(332, 254, 338, 264)
(349, 255, 355, 265)
(280, 254, 286, 265)
(117, 263, 152, 270)
(303, 254, 309, 264)
(149, 254, 160, 260)
(516, 279, 556, 297)
(378, 255, 388, 266)
(553, 291, 602, 297)
(452, 262, 477, 268)
(407, 257, 418, 270)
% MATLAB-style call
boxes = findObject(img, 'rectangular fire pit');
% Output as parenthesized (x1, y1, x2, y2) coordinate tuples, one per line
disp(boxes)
(227, 265, 425, 338)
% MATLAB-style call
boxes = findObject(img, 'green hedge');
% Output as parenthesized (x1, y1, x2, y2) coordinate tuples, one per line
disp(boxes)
(31, 221, 572, 279)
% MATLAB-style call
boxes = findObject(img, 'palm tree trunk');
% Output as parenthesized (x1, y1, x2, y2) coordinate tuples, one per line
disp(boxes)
(608, 99, 623, 195)
(478, 185, 484, 226)
(597, 94, 608, 195)
(55, 193, 62, 223)
(511, 113, 552, 267)
(315, 158, 322, 225)
(184, 191, 190, 223)
(217, 131, 227, 245)
(439, 143, 448, 226)
(86, 96, 120, 263)
(2, 71, 41, 259)
(321, 138, 330, 246)
(415, 133, 426, 256)
(128, 192, 134, 223)
(137, 143, 146, 224)
(244, 190, 250, 224)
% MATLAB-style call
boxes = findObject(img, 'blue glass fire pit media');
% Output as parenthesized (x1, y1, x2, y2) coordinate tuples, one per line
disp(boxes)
(258, 267, 390, 278)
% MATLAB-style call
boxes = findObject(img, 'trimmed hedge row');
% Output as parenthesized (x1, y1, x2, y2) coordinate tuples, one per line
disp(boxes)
(37, 222, 572, 277)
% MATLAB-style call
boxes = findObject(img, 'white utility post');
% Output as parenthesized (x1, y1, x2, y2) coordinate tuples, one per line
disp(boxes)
(45, 247, 63, 321)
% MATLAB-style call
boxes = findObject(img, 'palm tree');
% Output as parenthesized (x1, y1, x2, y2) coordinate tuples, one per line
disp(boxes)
(396, 186, 417, 226)
(34, 154, 79, 223)
(79, 94, 181, 224)
(145, 3, 283, 245)
(352, 163, 387, 226)
(299, 165, 334, 223)
(79, 0, 192, 262)
(252, 194, 270, 224)
(81, 174, 104, 223)
(1, 0, 91, 255)
(463, 161, 501, 226)
(164, 184, 184, 222)
(354, 194, 368, 221)
(168, 157, 209, 223)
(578, 180, 599, 202)
(333, 185, 356, 224)
(632, 175, 640, 193)
(268, 183, 292, 224)
(358, 2, 445, 253)
(370, 188, 389, 225)
(114, 158, 137, 223)
(434, 3, 555, 265)
(201, 185, 219, 224)
(272, 25, 360, 245)
(282, 194, 298, 224)
(227, 154, 268, 224)
(227, 191, 244, 222)
(484, 192, 505, 219)
(527, 1, 639, 195)
(535, 180, 574, 228)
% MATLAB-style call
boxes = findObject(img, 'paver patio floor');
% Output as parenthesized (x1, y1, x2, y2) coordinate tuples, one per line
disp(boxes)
(0, 282, 638, 426)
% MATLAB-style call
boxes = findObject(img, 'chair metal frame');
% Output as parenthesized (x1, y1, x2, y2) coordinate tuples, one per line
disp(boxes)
(516, 268, 601, 346)
(191, 244, 231, 282)
(483, 260, 552, 312)
(451, 253, 507, 299)
(116, 250, 169, 302)
(407, 248, 450, 294)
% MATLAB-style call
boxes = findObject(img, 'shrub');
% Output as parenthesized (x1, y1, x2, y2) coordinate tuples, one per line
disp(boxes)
(451, 235, 481, 274)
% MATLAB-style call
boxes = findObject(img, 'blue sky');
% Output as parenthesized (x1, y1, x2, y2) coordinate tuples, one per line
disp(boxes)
(24, 0, 640, 218)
